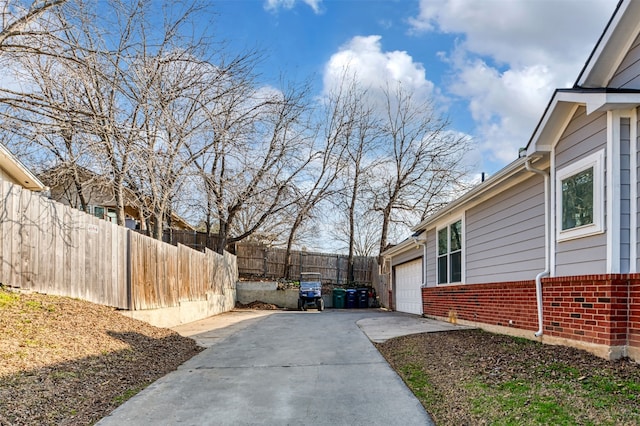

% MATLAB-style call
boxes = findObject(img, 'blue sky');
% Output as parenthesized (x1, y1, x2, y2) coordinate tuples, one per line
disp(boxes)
(210, 0, 616, 176)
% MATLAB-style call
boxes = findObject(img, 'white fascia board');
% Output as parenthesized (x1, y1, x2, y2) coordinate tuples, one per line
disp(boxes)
(527, 92, 582, 157)
(584, 92, 640, 114)
(526, 91, 640, 157)
(381, 233, 425, 258)
(411, 157, 531, 233)
(577, 0, 640, 88)
(0, 143, 46, 191)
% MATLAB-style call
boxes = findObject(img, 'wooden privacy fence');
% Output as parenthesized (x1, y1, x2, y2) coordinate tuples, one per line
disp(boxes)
(234, 243, 377, 285)
(128, 233, 237, 310)
(133, 229, 221, 253)
(0, 179, 236, 310)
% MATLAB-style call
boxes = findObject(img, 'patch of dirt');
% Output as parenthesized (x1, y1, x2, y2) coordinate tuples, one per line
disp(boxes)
(376, 329, 640, 425)
(0, 286, 203, 426)
(234, 300, 280, 310)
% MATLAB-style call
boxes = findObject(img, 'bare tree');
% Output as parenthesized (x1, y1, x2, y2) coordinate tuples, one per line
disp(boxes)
(340, 81, 382, 281)
(123, 50, 215, 239)
(0, 0, 144, 225)
(372, 83, 471, 255)
(192, 80, 315, 254)
(281, 85, 352, 279)
(0, 0, 68, 49)
(0, 1, 99, 209)
(329, 208, 381, 257)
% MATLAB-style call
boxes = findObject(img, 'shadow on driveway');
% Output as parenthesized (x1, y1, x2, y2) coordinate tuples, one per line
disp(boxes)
(99, 309, 468, 425)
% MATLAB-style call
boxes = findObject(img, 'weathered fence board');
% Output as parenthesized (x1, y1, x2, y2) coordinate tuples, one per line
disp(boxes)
(0, 178, 236, 312)
(234, 243, 377, 285)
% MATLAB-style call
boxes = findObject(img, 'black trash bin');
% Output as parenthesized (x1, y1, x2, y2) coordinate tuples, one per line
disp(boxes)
(345, 289, 357, 309)
(357, 288, 368, 308)
(332, 288, 346, 309)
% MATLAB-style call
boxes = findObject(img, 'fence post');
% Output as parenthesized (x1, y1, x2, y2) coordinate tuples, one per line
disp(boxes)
(263, 245, 268, 278)
(126, 229, 132, 310)
(299, 251, 303, 278)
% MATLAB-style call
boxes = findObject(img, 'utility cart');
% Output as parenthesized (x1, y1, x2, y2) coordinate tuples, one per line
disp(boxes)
(298, 272, 324, 311)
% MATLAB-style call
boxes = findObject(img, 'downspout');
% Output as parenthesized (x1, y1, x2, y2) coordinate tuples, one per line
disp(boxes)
(525, 158, 550, 337)
(411, 235, 428, 315)
(423, 241, 427, 288)
(411, 235, 427, 287)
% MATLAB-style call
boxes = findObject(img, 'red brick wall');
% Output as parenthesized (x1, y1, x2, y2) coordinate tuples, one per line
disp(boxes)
(631, 280, 640, 353)
(422, 280, 539, 331)
(422, 274, 640, 353)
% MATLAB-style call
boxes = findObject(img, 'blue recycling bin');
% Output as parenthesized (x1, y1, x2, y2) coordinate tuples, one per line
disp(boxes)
(357, 288, 369, 308)
(345, 289, 357, 309)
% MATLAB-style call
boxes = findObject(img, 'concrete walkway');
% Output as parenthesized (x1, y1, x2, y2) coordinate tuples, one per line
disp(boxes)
(98, 309, 470, 426)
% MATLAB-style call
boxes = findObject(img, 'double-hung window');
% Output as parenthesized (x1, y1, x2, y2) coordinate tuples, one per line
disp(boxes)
(437, 219, 462, 284)
(556, 150, 604, 241)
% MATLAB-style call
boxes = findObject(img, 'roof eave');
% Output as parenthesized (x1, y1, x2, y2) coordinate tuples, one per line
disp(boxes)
(411, 157, 529, 233)
(0, 144, 46, 191)
(380, 233, 426, 257)
(576, 0, 640, 88)
(526, 89, 640, 157)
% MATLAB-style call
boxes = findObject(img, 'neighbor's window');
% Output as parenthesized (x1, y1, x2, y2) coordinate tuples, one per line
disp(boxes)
(556, 150, 603, 241)
(93, 205, 105, 219)
(437, 219, 462, 284)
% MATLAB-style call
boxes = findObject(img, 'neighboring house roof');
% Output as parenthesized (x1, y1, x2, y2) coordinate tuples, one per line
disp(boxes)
(0, 143, 46, 191)
(40, 164, 195, 231)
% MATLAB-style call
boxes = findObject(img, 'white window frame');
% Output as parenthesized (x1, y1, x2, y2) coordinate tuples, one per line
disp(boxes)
(436, 217, 464, 285)
(556, 149, 604, 241)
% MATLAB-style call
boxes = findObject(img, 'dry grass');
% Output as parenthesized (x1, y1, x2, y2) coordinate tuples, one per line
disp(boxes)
(0, 286, 202, 425)
(377, 330, 640, 425)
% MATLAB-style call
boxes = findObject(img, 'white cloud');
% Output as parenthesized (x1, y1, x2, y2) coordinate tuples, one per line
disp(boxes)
(409, 0, 614, 170)
(322, 35, 434, 105)
(264, 0, 322, 14)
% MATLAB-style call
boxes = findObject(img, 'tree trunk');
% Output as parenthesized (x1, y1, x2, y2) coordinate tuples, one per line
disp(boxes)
(379, 204, 392, 258)
(284, 215, 304, 280)
(152, 210, 163, 241)
(348, 174, 359, 284)
(215, 221, 228, 254)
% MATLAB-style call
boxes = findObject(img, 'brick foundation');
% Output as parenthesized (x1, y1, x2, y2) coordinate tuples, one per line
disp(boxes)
(422, 274, 640, 361)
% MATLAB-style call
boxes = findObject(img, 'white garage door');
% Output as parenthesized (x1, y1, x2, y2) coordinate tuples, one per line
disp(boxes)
(395, 259, 423, 315)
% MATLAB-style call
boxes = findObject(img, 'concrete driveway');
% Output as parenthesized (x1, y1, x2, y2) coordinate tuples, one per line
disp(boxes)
(97, 310, 464, 426)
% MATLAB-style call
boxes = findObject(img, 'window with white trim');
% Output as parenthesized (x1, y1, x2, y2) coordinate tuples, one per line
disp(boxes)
(556, 150, 604, 241)
(437, 219, 462, 284)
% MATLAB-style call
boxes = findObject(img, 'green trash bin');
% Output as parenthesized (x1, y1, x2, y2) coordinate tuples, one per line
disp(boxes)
(332, 288, 346, 309)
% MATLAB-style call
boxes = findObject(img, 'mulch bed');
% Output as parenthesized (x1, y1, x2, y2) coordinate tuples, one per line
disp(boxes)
(0, 286, 203, 425)
(376, 329, 640, 425)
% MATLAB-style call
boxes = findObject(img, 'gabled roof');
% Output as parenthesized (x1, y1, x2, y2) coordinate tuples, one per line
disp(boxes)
(0, 143, 46, 191)
(527, 0, 640, 156)
(575, 0, 640, 88)
(526, 87, 640, 156)
(393, 0, 640, 247)
(40, 164, 195, 231)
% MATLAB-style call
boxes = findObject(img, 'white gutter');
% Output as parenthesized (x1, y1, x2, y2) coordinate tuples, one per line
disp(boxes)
(423, 242, 427, 287)
(412, 157, 528, 232)
(525, 158, 550, 337)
